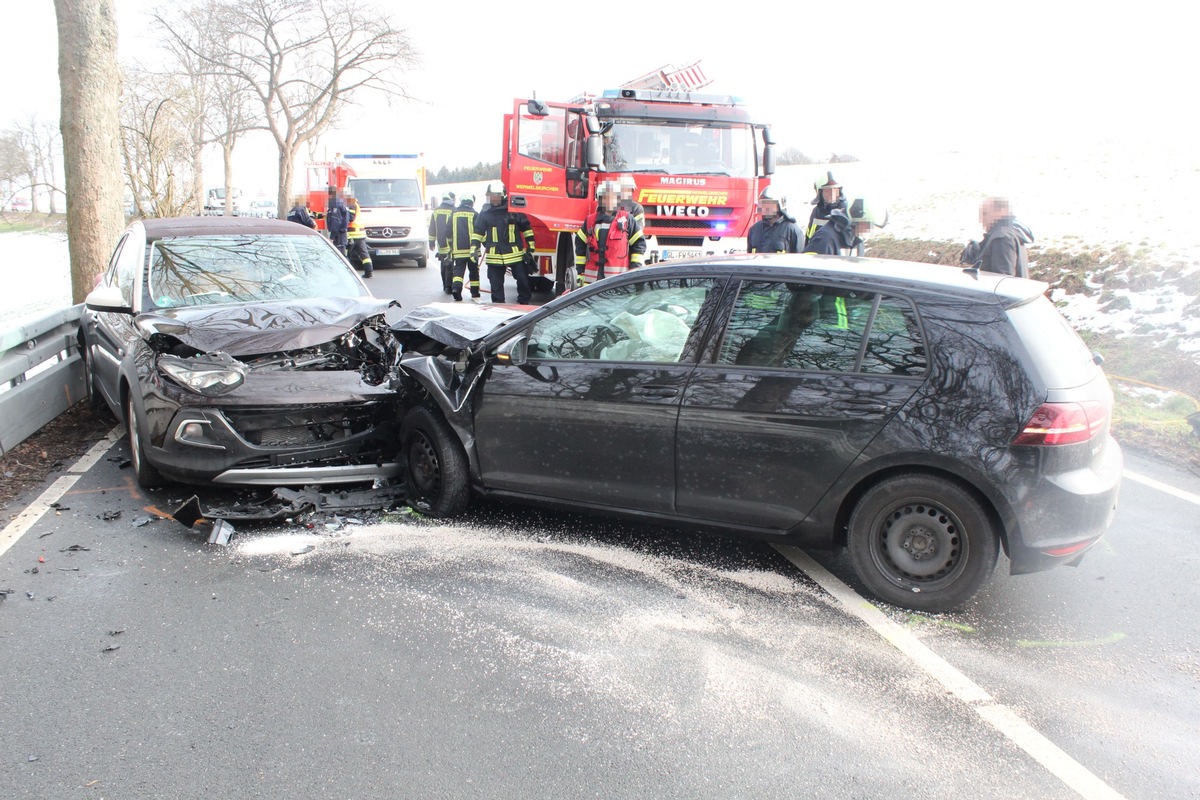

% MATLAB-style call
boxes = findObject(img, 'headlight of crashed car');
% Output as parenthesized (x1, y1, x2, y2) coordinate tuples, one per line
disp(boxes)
(157, 352, 246, 396)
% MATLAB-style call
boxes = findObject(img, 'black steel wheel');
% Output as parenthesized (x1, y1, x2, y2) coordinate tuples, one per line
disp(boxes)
(400, 406, 469, 517)
(847, 475, 998, 612)
(124, 391, 164, 489)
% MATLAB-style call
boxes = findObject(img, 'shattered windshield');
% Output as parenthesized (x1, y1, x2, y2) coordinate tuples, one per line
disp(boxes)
(601, 119, 756, 177)
(147, 235, 366, 308)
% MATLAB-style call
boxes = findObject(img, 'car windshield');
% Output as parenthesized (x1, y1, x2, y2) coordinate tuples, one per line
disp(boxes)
(347, 178, 422, 208)
(146, 234, 365, 308)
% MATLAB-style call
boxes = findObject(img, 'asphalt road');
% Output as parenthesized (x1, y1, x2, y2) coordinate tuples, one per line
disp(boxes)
(0, 258, 1197, 799)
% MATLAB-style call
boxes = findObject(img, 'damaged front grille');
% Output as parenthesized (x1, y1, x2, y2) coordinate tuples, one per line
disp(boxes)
(225, 402, 393, 448)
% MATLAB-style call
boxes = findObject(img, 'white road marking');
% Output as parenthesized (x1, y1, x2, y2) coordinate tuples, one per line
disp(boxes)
(1123, 469, 1200, 507)
(0, 427, 120, 558)
(773, 545, 1127, 800)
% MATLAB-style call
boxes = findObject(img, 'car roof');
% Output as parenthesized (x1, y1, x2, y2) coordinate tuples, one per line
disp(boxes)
(655, 253, 1047, 305)
(141, 216, 317, 240)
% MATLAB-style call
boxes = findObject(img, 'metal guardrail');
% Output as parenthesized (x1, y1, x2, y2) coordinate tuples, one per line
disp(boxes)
(0, 305, 86, 456)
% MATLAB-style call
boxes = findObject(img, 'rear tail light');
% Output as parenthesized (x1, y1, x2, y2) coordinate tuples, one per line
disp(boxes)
(1012, 401, 1107, 446)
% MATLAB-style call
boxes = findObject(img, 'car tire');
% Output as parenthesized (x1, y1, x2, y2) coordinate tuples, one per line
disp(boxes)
(554, 234, 578, 297)
(416, 256, 428, 269)
(847, 474, 998, 612)
(400, 406, 468, 517)
(124, 391, 165, 489)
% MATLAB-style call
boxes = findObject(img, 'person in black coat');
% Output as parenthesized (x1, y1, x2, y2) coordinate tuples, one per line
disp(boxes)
(287, 196, 316, 229)
(960, 197, 1034, 278)
(747, 188, 804, 254)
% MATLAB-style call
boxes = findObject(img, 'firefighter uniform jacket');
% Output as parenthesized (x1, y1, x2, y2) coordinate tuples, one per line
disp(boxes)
(472, 202, 535, 266)
(428, 199, 454, 256)
(449, 201, 477, 259)
(574, 207, 645, 283)
(347, 199, 366, 239)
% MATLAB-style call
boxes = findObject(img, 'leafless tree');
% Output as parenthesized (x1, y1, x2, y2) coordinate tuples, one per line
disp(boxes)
(6, 116, 67, 214)
(119, 65, 196, 218)
(156, 0, 418, 213)
(54, 0, 126, 304)
(157, 2, 261, 216)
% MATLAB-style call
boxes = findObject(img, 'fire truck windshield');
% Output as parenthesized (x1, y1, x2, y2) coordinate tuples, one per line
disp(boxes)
(347, 178, 423, 208)
(601, 119, 756, 177)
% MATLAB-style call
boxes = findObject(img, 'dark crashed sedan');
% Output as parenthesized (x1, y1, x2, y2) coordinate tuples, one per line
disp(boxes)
(391, 254, 1123, 611)
(81, 217, 401, 488)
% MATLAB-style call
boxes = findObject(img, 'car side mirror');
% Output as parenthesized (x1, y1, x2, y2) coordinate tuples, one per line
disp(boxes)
(527, 99, 549, 117)
(494, 333, 529, 366)
(85, 284, 132, 314)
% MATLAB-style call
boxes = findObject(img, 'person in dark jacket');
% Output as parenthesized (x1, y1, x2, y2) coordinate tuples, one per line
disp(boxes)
(806, 172, 847, 245)
(429, 192, 456, 293)
(803, 197, 888, 256)
(960, 197, 1033, 278)
(324, 187, 350, 255)
(448, 194, 480, 301)
(286, 195, 316, 229)
(747, 187, 804, 253)
(472, 183, 536, 304)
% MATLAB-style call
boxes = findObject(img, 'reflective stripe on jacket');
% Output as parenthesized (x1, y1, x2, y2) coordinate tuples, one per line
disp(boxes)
(472, 204, 535, 265)
(347, 200, 365, 239)
(428, 201, 454, 254)
(449, 204, 477, 259)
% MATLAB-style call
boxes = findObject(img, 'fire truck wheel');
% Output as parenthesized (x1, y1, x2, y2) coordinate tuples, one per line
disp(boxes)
(554, 235, 574, 296)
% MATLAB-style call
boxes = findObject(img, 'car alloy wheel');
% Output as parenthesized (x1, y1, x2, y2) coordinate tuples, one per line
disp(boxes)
(124, 392, 165, 489)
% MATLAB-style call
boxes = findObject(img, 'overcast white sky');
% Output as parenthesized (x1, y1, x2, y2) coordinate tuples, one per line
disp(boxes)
(9, 0, 1200, 196)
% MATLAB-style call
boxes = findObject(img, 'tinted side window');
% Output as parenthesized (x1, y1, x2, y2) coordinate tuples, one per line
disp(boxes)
(717, 281, 871, 373)
(527, 278, 718, 363)
(860, 295, 927, 376)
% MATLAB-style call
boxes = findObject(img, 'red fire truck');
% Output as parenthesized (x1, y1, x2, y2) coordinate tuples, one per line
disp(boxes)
(500, 64, 776, 293)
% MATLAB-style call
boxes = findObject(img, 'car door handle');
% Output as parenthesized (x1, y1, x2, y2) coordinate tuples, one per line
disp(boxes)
(633, 385, 679, 398)
(832, 399, 888, 413)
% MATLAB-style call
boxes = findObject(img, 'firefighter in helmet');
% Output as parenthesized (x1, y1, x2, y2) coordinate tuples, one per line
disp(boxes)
(429, 192, 456, 293)
(803, 196, 888, 256)
(574, 180, 646, 286)
(747, 187, 803, 254)
(343, 186, 372, 278)
(616, 175, 645, 227)
(472, 182, 536, 304)
(449, 193, 480, 301)
(806, 172, 847, 245)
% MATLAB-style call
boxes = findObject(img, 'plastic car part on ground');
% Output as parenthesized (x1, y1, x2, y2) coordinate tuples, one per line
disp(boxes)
(172, 483, 408, 544)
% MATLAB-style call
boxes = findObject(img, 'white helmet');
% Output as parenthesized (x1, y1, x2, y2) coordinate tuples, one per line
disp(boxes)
(848, 197, 888, 229)
(757, 186, 786, 216)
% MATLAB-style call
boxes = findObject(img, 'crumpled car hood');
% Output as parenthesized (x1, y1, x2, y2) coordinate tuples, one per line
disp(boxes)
(136, 297, 393, 356)
(390, 301, 533, 349)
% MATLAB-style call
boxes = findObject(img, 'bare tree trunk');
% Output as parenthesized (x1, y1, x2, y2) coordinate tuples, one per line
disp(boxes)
(277, 150, 294, 219)
(54, 0, 125, 304)
(191, 143, 204, 216)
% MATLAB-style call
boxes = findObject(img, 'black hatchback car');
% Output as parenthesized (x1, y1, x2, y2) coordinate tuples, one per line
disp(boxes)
(391, 255, 1122, 611)
(80, 217, 401, 488)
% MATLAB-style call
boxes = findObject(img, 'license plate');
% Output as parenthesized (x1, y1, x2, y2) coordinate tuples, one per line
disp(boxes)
(374, 248, 400, 256)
